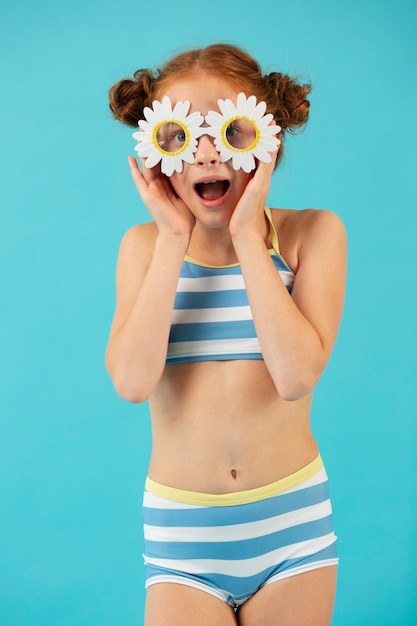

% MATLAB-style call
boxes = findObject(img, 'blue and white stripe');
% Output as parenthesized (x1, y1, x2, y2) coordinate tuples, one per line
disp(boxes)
(142, 462, 338, 607)
(166, 253, 295, 364)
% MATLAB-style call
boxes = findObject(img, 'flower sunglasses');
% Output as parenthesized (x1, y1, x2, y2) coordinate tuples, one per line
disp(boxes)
(133, 92, 281, 176)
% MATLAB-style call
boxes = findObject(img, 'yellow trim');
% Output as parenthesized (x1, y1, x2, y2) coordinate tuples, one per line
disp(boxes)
(145, 455, 323, 506)
(183, 250, 276, 268)
(152, 119, 190, 156)
(184, 255, 240, 269)
(264, 206, 280, 255)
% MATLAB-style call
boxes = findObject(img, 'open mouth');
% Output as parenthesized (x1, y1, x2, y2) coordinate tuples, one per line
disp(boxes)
(194, 180, 230, 201)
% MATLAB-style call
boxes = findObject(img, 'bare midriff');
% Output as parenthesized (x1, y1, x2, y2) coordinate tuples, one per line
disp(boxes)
(148, 359, 318, 494)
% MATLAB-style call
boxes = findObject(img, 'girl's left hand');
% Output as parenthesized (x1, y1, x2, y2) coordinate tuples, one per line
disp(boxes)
(229, 151, 277, 240)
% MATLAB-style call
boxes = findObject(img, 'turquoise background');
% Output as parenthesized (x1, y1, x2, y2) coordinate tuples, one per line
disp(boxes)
(1, 0, 416, 624)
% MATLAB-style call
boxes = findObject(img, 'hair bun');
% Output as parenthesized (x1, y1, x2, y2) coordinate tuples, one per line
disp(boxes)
(265, 72, 311, 133)
(108, 69, 155, 127)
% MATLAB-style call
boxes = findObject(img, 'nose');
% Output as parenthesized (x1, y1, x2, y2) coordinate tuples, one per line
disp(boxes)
(194, 133, 220, 167)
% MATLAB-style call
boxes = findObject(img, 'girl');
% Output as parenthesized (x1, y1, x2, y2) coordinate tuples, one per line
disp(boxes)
(106, 43, 347, 626)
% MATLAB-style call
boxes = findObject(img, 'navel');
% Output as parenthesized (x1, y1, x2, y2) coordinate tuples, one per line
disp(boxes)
(231, 469, 237, 480)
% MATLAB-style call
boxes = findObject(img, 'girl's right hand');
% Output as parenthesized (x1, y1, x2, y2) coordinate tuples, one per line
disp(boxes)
(128, 156, 195, 238)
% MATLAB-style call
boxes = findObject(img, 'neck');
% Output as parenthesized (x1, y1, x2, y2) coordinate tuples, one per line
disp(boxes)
(188, 223, 237, 265)
(187, 210, 270, 265)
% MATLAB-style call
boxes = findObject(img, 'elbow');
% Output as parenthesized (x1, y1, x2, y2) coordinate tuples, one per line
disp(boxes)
(105, 355, 157, 404)
(272, 345, 331, 401)
(111, 373, 156, 404)
(112, 378, 152, 404)
(274, 366, 324, 402)
(277, 381, 313, 402)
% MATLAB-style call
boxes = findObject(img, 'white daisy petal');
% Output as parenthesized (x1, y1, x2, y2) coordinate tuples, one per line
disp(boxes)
(134, 137, 151, 150)
(188, 111, 204, 125)
(215, 138, 227, 153)
(203, 127, 219, 139)
(253, 146, 272, 163)
(242, 94, 257, 117)
(219, 98, 237, 119)
(174, 155, 185, 173)
(205, 93, 279, 172)
(236, 92, 248, 114)
(204, 114, 223, 136)
(262, 123, 281, 135)
(229, 153, 240, 169)
(137, 120, 152, 133)
(243, 152, 256, 172)
(134, 136, 154, 151)
(259, 132, 280, 144)
(259, 113, 274, 128)
(219, 148, 233, 163)
(143, 106, 158, 125)
(172, 100, 190, 119)
(160, 156, 171, 176)
(160, 97, 173, 117)
(145, 150, 163, 169)
(251, 100, 267, 121)
(182, 151, 196, 165)
(131, 95, 205, 176)
(188, 113, 205, 135)
(258, 136, 280, 150)
(164, 155, 180, 176)
(135, 141, 155, 156)
(205, 110, 224, 125)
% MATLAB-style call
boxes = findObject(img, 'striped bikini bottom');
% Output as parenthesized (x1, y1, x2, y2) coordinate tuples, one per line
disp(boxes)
(142, 455, 338, 608)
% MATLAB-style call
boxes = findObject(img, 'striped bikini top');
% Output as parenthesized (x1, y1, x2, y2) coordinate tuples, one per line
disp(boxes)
(166, 207, 295, 364)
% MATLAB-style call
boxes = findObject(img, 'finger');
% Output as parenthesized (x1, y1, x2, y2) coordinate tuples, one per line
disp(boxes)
(128, 154, 139, 171)
(128, 156, 163, 189)
(253, 157, 275, 185)
(140, 157, 165, 186)
(128, 155, 154, 203)
(128, 155, 144, 186)
(129, 155, 176, 211)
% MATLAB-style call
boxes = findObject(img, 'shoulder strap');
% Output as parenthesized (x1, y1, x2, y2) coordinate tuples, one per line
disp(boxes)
(264, 207, 280, 254)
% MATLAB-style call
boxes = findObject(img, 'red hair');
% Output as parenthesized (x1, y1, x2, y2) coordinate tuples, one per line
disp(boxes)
(109, 43, 311, 166)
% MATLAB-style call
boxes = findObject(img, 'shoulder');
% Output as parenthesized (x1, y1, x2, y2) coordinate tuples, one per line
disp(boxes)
(114, 221, 159, 285)
(117, 220, 158, 261)
(271, 207, 345, 237)
(295, 209, 347, 253)
(269, 208, 347, 271)
(119, 220, 158, 250)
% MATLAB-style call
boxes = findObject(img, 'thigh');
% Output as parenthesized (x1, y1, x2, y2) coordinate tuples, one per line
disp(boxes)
(145, 583, 238, 626)
(237, 565, 337, 626)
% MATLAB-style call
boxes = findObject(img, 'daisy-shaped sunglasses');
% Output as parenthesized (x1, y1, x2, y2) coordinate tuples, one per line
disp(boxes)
(133, 93, 281, 176)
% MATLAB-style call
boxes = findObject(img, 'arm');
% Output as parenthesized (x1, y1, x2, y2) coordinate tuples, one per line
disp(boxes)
(105, 228, 189, 403)
(231, 164, 347, 401)
(105, 157, 193, 403)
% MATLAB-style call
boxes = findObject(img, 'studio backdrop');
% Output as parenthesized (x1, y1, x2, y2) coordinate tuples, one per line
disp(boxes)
(1, 1, 416, 624)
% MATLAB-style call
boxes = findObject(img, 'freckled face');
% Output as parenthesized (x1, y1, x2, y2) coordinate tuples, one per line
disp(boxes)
(158, 74, 254, 227)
